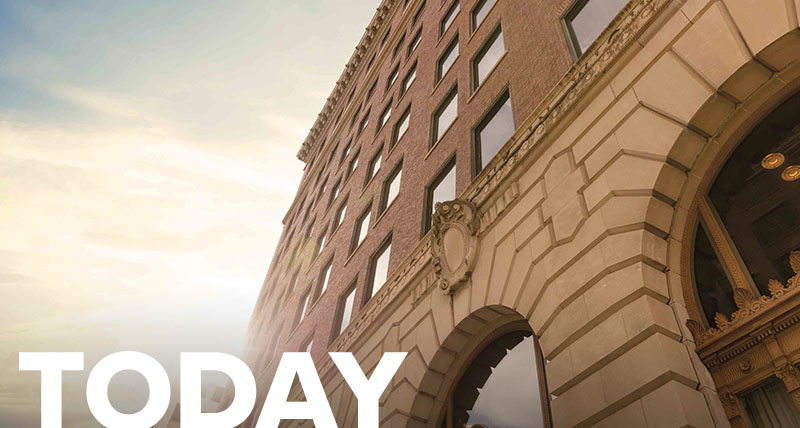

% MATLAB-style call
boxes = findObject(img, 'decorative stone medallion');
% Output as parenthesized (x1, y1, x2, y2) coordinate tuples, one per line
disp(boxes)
(430, 199, 480, 295)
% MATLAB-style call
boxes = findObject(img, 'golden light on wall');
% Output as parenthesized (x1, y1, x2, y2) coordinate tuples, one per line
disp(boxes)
(762, 153, 799, 182)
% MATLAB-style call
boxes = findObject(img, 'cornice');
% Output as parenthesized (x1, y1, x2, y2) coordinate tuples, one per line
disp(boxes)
(296, 0, 401, 163)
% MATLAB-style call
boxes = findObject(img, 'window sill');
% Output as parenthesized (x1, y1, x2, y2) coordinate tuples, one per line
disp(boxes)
(427, 116, 459, 160)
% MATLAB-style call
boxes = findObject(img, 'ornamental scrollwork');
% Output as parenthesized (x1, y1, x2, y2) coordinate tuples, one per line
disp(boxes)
(686, 251, 800, 346)
(430, 199, 480, 295)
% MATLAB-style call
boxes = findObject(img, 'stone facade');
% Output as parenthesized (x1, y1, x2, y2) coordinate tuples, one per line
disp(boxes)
(232, 0, 800, 426)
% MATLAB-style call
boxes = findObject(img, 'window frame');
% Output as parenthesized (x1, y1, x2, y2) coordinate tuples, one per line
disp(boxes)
(473, 88, 513, 176)
(424, 156, 457, 233)
(431, 84, 458, 147)
(332, 280, 359, 341)
(401, 62, 417, 95)
(440, 0, 460, 38)
(351, 204, 373, 254)
(365, 234, 393, 300)
(380, 160, 403, 214)
(471, 23, 505, 91)
(436, 34, 459, 84)
(392, 105, 411, 148)
(470, 0, 497, 33)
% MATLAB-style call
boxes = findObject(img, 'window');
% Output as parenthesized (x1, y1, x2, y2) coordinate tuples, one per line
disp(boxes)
(425, 157, 456, 232)
(387, 64, 400, 91)
(392, 106, 411, 147)
(347, 149, 360, 178)
(438, 331, 551, 428)
(471, 0, 496, 32)
(315, 258, 333, 300)
(305, 218, 314, 240)
(402, 63, 417, 95)
(333, 197, 347, 230)
(367, 53, 376, 71)
(432, 85, 458, 145)
(408, 28, 422, 57)
(335, 285, 357, 337)
(367, 236, 392, 298)
(367, 79, 378, 99)
(295, 291, 310, 327)
(741, 378, 800, 427)
(381, 162, 402, 213)
(474, 90, 514, 173)
(413, 1, 426, 26)
(341, 139, 352, 164)
(563, 0, 628, 58)
(379, 102, 392, 130)
(352, 206, 372, 252)
(366, 149, 382, 185)
(393, 33, 406, 59)
(328, 179, 341, 207)
(440, 1, 460, 37)
(472, 25, 505, 90)
(304, 339, 314, 353)
(316, 228, 327, 256)
(436, 35, 459, 83)
(358, 111, 370, 135)
(381, 28, 391, 46)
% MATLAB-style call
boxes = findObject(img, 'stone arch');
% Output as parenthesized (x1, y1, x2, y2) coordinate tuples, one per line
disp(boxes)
(405, 304, 547, 428)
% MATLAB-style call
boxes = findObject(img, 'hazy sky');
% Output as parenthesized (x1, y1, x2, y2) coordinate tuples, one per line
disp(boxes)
(0, 0, 376, 425)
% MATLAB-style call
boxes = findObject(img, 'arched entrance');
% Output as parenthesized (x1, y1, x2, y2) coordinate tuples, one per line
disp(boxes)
(408, 305, 551, 428)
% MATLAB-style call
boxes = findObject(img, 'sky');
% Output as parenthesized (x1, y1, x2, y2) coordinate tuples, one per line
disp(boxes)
(0, 0, 377, 426)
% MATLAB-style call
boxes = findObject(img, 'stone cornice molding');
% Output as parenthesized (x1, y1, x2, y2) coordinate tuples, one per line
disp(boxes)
(463, 0, 670, 208)
(296, 0, 403, 163)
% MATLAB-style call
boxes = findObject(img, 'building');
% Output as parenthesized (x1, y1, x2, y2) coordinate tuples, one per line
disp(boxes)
(228, 0, 800, 426)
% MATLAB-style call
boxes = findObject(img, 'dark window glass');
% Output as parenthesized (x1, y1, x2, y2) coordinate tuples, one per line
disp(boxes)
(472, 26, 505, 90)
(436, 36, 459, 83)
(432, 86, 458, 145)
(387, 64, 400, 90)
(471, 0, 496, 31)
(707, 91, 800, 292)
(393, 33, 406, 59)
(693, 224, 737, 326)
(379, 102, 392, 130)
(413, 1, 426, 26)
(425, 157, 456, 232)
(563, 0, 628, 57)
(474, 90, 514, 172)
(742, 377, 800, 427)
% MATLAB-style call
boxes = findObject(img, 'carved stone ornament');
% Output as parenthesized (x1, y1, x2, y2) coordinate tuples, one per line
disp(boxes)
(430, 199, 480, 295)
(686, 250, 800, 346)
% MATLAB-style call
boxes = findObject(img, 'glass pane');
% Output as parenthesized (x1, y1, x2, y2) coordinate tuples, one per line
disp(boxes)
(340, 289, 356, 333)
(742, 377, 800, 428)
(435, 90, 458, 142)
(568, 0, 628, 55)
(380, 105, 391, 128)
(431, 163, 456, 221)
(477, 92, 513, 170)
(441, 2, 460, 35)
(438, 40, 459, 81)
(357, 211, 371, 247)
(396, 110, 410, 142)
(475, 29, 505, 87)
(403, 67, 416, 93)
(694, 225, 737, 326)
(708, 91, 800, 293)
(472, 0, 496, 30)
(387, 168, 402, 206)
(451, 332, 547, 428)
(371, 242, 391, 296)
(320, 262, 332, 294)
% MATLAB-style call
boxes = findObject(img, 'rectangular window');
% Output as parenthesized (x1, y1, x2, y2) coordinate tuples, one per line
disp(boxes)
(381, 161, 402, 213)
(387, 64, 400, 91)
(296, 291, 310, 327)
(379, 102, 392, 130)
(425, 157, 457, 232)
(472, 25, 504, 90)
(328, 179, 341, 207)
(393, 33, 406, 59)
(366, 149, 382, 185)
(316, 228, 327, 256)
(334, 197, 348, 230)
(305, 218, 314, 240)
(408, 28, 423, 57)
(471, 0, 496, 32)
(563, 0, 627, 58)
(316, 258, 333, 299)
(440, 1, 460, 37)
(402, 63, 417, 95)
(305, 339, 314, 353)
(347, 149, 360, 178)
(367, 79, 378, 99)
(413, 1, 426, 26)
(436, 35, 459, 83)
(432, 85, 458, 145)
(368, 237, 392, 298)
(352, 206, 372, 252)
(337, 286, 357, 336)
(358, 111, 370, 135)
(392, 106, 411, 147)
(341, 139, 352, 164)
(474, 90, 513, 173)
